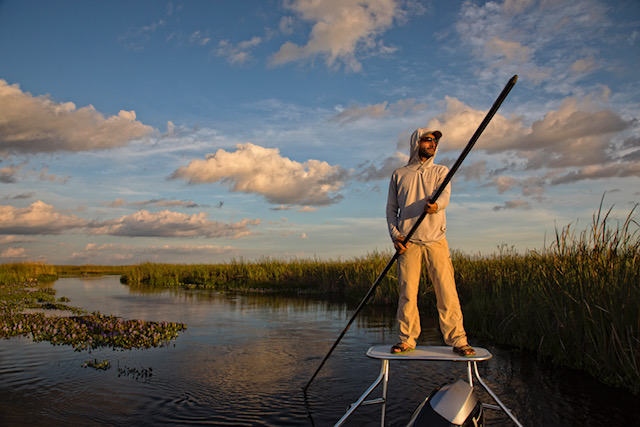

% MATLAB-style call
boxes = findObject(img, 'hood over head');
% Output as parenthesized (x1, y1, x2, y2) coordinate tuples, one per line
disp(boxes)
(407, 128, 442, 165)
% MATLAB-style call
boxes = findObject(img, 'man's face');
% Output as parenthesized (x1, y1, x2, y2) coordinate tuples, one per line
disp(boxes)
(418, 134, 437, 160)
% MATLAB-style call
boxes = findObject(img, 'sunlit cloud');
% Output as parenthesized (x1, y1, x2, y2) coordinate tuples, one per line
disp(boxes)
(0, 201, 88, 234)
(270, 0, 401, 72)
(170, 142, 348, 207)
(353, 86, 636, 205)
(0, 80, 154, 155)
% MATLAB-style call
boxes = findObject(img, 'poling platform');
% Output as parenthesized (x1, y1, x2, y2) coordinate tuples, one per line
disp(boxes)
(333, 345, 522, 426)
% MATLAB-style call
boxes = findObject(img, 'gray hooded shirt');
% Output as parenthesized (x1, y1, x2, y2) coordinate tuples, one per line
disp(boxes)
(386, 128, 450, 245)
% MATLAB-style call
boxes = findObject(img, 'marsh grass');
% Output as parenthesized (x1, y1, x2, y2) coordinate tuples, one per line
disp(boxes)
(0, 262, 57, 285)
(122, 252, 405, 304)
(459, 201, 639, 393)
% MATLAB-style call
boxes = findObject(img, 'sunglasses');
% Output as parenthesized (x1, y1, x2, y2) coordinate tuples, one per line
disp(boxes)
(420, 136, 436, 143)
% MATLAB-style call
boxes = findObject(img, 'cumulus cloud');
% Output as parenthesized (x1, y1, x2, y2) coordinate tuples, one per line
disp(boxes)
(88, 210, 260, 239)
(426, 90, 631, 164)
(170, 142, 347, 207)
(270, 0, 401, 72)
(426, 96, 527, 152)
(0, 80, 154, 155)
(0, 201, 88, 234)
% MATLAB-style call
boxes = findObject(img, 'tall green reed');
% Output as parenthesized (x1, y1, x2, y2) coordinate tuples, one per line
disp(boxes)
(460, 201, 639, 393)
(0, 262, 57, 286)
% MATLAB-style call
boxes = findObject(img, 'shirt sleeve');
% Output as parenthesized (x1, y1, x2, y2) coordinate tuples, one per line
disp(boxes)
(433, 165, 450, 211)
(386, 173, 401, 241)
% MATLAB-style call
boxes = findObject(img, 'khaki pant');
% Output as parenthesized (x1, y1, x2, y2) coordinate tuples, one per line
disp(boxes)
(396, 238, 468, 348)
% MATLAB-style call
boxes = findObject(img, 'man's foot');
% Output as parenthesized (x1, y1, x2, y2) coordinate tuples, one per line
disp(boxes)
(390, 342, 415, 354)
(453, 345, 476, 357)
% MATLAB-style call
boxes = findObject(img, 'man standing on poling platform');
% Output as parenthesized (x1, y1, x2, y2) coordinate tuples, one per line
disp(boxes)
(386, 128, 475, 357)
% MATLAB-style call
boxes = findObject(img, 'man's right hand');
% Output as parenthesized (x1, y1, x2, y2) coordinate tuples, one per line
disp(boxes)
(394, 236, 410, 254)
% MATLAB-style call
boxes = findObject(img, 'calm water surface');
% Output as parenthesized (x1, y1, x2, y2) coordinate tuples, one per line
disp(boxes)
(0, 276, 638, 426)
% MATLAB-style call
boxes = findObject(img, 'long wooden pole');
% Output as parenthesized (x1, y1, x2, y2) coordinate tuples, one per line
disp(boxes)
(303, 75, 518, 392)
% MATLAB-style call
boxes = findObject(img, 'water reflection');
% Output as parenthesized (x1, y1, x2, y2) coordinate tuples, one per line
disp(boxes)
(0, 276, 638, 426)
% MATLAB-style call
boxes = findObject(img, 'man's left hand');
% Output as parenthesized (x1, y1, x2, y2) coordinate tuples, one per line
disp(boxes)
(424, 201, 438, 214)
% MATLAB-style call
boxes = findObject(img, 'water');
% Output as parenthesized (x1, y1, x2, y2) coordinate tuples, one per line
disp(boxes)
(0, 276, 638, 426)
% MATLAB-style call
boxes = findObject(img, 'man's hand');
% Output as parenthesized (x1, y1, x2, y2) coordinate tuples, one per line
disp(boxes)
(394, 236, 410, 254)
(424, 201, 438, 214)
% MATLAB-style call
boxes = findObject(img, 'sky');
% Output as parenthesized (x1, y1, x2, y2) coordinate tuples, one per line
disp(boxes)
(1, 0, 639, 265)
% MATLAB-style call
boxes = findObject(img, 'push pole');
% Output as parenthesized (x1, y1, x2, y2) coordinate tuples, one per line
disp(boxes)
(303, 75, 518, 392)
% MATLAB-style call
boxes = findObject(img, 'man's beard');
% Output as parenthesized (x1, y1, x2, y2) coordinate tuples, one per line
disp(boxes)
(419, 146, 434, 159)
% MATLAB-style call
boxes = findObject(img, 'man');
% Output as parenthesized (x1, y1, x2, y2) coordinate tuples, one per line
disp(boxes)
(386, 128, 475, 357)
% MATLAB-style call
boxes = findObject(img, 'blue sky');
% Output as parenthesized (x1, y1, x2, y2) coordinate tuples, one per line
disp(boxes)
(1, 0, 639, 265)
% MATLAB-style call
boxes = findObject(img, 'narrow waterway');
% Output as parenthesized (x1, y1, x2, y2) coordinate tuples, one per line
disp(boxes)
(0, 276, 637, 426)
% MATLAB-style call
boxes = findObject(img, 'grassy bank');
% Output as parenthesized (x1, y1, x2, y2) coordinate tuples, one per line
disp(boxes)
(0, 262, 57, 285)
(122, 252, 401, 303)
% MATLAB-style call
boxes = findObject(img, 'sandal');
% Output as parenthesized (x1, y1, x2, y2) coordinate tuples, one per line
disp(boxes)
(453, 345, 476, 357)
(390, 342, 415, 354)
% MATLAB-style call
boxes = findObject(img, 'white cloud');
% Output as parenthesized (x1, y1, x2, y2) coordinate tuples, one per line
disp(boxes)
(270, 0, 400, 72)
(0, 80, 154, 155)
(170, 142, 347, 207)
(0, 201, 88, 234)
